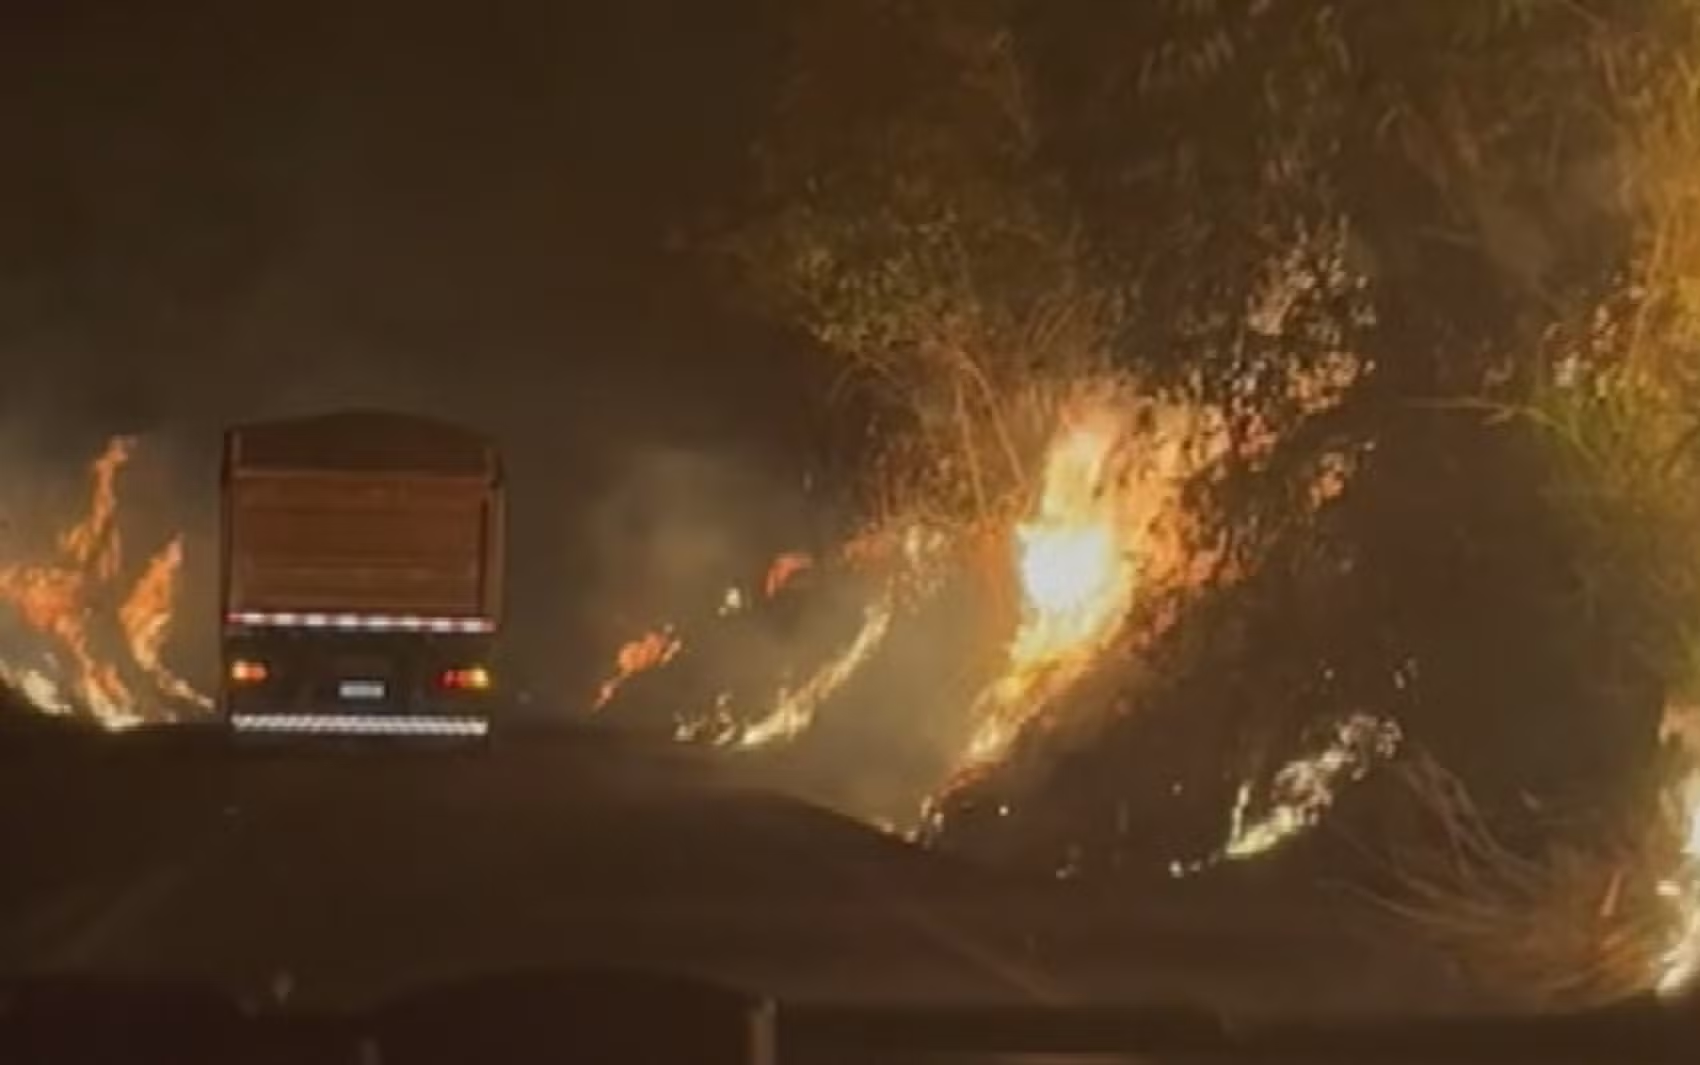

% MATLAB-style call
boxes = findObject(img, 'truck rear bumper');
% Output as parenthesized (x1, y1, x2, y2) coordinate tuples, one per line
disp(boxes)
(227, 710, 491, 738)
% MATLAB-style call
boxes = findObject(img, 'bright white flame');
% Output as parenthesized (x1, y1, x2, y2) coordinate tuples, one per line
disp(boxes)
(734, 596, 894, 750)
(0, 663, 72, 715)
(1655, 776, 1700, 996)
(718, 587, 746, 616)
(1654, 704, 1700, 996)
(1017, 523, 1119, 619)
(960, 392, 1217, 771)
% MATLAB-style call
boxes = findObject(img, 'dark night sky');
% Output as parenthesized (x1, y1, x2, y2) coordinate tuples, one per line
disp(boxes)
(1, 0, 829, 697)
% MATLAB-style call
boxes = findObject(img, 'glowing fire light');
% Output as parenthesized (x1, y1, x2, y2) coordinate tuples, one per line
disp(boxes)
(1221, 713, 1402, 861)
(59, 435, 132, 579)
(0, 437, 205, 728)
(718, 587, 746, 616)
(120, 538, 211, 709)
(592, 628, 683, 709)
(764, 551, 813, 597)
(0, 663, 72, 715)
(1654, 704, 1700, 997)
(1655, 770, 1700, 995)
(960, 394, 1211, 770)
(1018, 522, 1118, 619)
(732, 595, 893, 750)
(592, 549, 821, 715)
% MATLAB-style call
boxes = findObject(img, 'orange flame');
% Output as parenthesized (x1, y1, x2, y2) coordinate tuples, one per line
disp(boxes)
(592, 549, 818, 714)
(959, 393, 1218, 772)
(592, 628, 683, 709)
(763, 552, 813, 598)
(731, 594, 892, 750)
(0, 436, 205, 727)
(120, 538, 211, 709)
(58, 435, 132, 579)
(0, 562, 132, 722)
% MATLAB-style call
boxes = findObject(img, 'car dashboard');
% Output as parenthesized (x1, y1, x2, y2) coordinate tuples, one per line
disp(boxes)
(2, 970, 1696, 1065)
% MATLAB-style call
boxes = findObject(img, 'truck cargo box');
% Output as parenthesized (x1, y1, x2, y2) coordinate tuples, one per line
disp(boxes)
(222, 412, 504, 625)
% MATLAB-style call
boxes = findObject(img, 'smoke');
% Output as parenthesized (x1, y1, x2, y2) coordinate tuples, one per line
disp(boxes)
(582, 445, 822, 615)
(576, 441, 994, 820)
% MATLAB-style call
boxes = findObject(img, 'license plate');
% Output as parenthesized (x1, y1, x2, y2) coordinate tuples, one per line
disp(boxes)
(338, 679, 387, 701)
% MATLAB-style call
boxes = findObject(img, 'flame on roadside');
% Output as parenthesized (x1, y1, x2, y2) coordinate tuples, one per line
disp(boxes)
(1655, 771, 1700, 996)
(1220, 713, 1403, 862)
(729, 594, 893, 750)
(592, 628, 683, 710)
(960, 394, 1217, 771)
(0, 663, 73, 715)
(592, 552, 819, 713)
(592, 385, 1225, 781)
(119, 539, 212, 709)
(764, 552, 813, 598)
(59, 436, 132, 580)
(592, 366, 1361, 827)
(1373, 705, 1700, 1006)
(672, 596, 893, 750)
(0, 437, 205, 727)
(1654, 705, 1700, 997)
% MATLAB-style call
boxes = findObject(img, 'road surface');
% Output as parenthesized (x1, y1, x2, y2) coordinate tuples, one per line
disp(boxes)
(0, 720, 1465, 1019)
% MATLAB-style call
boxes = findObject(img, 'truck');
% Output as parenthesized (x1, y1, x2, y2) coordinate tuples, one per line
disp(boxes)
(219, 411, 505, 739)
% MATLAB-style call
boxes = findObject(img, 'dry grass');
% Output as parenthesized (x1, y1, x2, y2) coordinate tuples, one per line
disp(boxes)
(1364, 752, 1690, 1009)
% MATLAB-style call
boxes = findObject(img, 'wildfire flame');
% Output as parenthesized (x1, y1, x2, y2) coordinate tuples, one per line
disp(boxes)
(960, 394, 1214, 771)
(593, 385, 1229, 809)
(1220, 713, 1403, 861)
(592, 627, 683, 709)
(764, 551, 813, 598)
(120, 539, 211, 709)
(731, 594, 893, 750)
(60, 435, 131, 579)
(1655, 774, 1700, 996)
(0, 663, 73, 715)
(591, 548, 830, 718)
(0, 436, 205, 727)
(1655, 705, 1700, 996)
(718, 586, 746, 616)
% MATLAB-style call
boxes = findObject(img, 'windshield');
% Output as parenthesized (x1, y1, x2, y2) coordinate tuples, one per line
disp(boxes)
(3, 0, 1699, 1029)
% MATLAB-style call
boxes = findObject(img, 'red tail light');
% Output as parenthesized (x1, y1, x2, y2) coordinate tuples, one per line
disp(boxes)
(229, 659, 269, 685)
(439, 666, 492, 691)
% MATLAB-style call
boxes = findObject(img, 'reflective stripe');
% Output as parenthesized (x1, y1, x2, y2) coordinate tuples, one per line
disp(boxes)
(229, 713, 490, 737)
(226, 611, 494, 634)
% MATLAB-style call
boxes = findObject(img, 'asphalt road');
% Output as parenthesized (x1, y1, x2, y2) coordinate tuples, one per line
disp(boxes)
(0, 721, 1469, 1020)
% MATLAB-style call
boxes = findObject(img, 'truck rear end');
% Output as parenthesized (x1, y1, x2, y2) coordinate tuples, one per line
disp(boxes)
(220, 412, 504, 740)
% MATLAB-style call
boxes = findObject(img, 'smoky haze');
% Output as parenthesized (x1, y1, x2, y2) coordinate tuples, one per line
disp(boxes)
(0, 0, 834, 704)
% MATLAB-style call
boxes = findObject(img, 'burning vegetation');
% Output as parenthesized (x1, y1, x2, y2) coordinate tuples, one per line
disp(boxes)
(6, 0, 1700, 1015)
(1360, 724, 1700, 1008)
(590, 365, 1361, 826)
(0, 437, 208, 727)
(591, 0, 1700, 1010)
